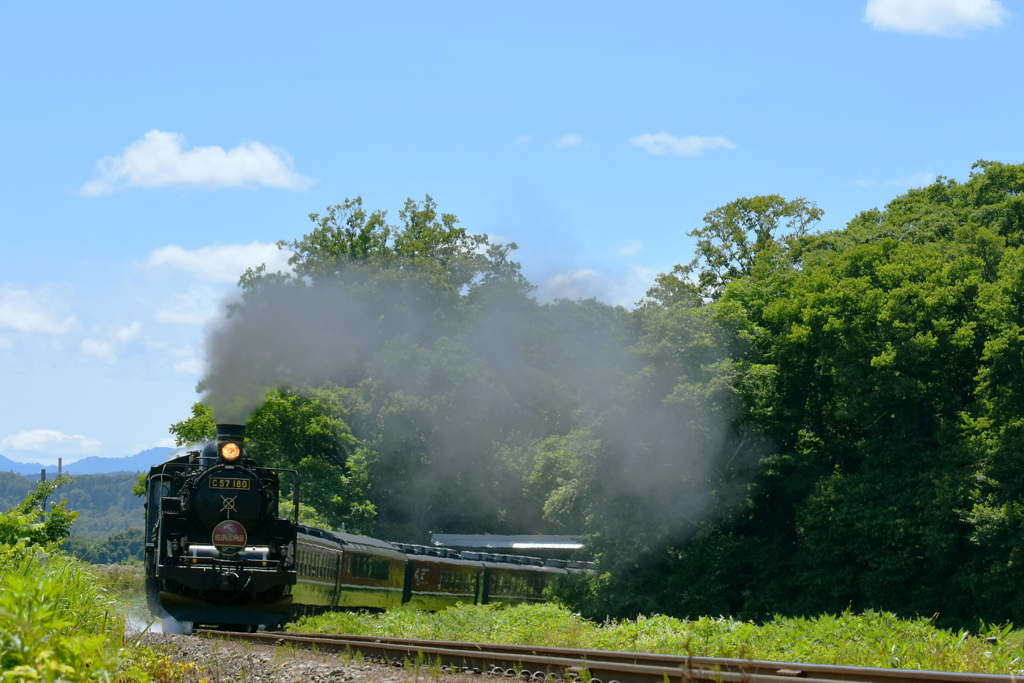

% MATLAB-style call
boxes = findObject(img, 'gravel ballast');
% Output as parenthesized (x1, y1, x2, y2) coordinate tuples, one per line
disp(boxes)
(138, 632, 483, 682)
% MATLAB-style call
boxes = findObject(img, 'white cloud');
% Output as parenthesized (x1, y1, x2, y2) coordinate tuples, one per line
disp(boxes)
(0, 286, 77, 335)
(555, 133, 583, 149)
(80, 320, 143, 363)
(0, 429, 101, 456)
(543, 269, 601, 300)
(617, 265, 661, 306)
(617, 241, 643, 257)
(150, 342, 204, 376)
(630, 132, 736, 157)
(155, 437, 178, 448)
(865, 0, 1007, 35)
(173, 357, 204, 376)
(146, 242, 292, 284)
(155, 287, 222, 325)
(80, 338, 116, 363)
(113, 320, 142, 343)
(541, 264, 662, 308)
(80, 129, 312, 196)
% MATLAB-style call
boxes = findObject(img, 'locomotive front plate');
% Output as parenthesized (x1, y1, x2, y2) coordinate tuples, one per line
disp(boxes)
(209, 477, 251, 490)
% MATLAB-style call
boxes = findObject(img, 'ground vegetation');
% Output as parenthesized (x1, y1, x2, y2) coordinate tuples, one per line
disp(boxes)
(291, 603, 1024, 674)
(0, 479, 195, 680)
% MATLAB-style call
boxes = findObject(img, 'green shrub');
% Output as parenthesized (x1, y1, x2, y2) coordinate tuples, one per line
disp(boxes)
(0, 477, 78, 547)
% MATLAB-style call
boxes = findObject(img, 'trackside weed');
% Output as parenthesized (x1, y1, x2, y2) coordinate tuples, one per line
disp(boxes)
(288, 603, 1024, 674)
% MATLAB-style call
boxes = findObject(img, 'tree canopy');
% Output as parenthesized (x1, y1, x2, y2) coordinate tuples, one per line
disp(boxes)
(171, 162, 1024, 627)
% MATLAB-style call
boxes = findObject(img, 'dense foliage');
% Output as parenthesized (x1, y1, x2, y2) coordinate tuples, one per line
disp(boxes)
(173, 162, 1024, 628)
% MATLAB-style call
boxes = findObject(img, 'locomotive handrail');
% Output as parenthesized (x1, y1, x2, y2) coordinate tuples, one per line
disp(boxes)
(264, 467, 300, 523)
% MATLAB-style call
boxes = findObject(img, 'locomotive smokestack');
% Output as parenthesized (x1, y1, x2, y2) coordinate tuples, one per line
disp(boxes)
(216, 423, 246, 443)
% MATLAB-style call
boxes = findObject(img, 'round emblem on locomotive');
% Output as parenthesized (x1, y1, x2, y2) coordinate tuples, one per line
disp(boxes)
(211, 519, 247, 554)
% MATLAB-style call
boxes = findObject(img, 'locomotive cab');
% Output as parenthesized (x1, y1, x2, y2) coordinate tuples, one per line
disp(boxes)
(144, 423, 299, 629)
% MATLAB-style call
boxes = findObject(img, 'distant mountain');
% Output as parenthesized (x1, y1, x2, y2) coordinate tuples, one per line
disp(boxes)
(0, 454, 54, 477)
(0, 447, 177, 476)
(65, 447, 178, 474)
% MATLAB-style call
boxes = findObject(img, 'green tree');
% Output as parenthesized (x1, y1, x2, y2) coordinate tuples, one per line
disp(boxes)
(246, 388, 376, 531)
(0, 477, 78, 547)
(169, 402, 217, 445)
(631, 163, 1024, 626)
(680, 195, 823, 300)
(249, 195, 529, 298)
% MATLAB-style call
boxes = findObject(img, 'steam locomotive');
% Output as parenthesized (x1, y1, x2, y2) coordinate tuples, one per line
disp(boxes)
(144, 424, 591, 629)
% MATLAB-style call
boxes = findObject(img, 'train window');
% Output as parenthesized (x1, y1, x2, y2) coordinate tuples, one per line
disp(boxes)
(439, 571, 473, 593)
(349, 554, 390, 580)
(492, 573, 543, 597)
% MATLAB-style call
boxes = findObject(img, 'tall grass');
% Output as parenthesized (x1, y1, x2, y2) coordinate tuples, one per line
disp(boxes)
(290, 603, 1024, 674)
(0, 544, 186, 681)
(0, 478, 197, 680)
(0, 544, 121, 680)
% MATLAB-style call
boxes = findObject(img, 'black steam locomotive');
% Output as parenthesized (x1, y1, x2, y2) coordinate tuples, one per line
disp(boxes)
(144, 424, 591, 630)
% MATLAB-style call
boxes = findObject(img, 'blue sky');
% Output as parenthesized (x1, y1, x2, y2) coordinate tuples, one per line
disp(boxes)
(1, 0, 1020, 462)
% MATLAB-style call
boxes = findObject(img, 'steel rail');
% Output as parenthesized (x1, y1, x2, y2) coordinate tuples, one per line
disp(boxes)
(196, 630, 1021, 683)
(273, 632, 1019, 683)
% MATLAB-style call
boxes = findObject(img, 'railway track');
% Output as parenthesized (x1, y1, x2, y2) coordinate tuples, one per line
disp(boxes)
(195, 629, 1022, 683)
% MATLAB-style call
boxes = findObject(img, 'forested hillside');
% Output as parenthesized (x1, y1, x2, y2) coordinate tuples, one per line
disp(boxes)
(0, 472, 142, 548)
(169, 162, 1024, 628)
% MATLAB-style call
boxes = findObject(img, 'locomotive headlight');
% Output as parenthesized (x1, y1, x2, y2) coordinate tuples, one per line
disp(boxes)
(220, 442, 241, 462)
